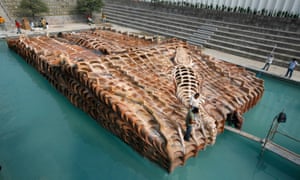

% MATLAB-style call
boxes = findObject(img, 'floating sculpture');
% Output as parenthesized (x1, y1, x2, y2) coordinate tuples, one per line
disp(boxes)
(7, 28, 264, 172)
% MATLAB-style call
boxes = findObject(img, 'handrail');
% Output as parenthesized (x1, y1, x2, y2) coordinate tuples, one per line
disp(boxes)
(0, 1, 13, 22)
(225, 111, 300, 166)
(276, 130, 300, 143)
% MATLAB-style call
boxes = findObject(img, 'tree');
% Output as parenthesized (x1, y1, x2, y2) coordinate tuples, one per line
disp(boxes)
(19, 0, 49, 18)
(77, 0, 104, 17)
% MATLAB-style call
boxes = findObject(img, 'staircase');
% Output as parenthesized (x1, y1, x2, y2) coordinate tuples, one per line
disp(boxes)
(0, 1, 13, 31)
(103, 2, 300, 69)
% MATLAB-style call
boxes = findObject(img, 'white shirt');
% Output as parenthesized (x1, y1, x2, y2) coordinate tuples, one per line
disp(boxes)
(266, 55, 273, 64)
(190, 96, 202, 108)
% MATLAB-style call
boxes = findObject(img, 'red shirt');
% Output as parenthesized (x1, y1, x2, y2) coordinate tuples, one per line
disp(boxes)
(15, 21, 21, 28)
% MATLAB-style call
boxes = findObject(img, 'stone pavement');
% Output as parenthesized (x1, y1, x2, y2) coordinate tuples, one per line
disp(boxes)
(202, 49, 300, 83)
(0, 23, 141, 38)
(1, 22, 299, 82)
(0, 23, 87, 38)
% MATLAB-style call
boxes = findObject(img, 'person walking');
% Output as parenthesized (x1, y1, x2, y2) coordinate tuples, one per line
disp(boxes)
(15, 20, 21, 34)
(285, 59, 298, 78)
(262, 54, 274, 71)
(184, 107, 198, 141)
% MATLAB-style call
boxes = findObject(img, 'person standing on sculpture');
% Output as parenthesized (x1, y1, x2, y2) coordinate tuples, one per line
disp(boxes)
(189, 92, 202, 110)
(262, 54, 274, 71)
(285, 58, 298, 78)
(184, 107, 198, 141)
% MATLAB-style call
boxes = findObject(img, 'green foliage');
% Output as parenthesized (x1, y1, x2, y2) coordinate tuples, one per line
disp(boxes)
(19, 0, 49, 18)
(77, 0, 104, 16)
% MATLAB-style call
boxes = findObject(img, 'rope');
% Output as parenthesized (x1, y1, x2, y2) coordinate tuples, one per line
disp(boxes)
(276, 130, 300, 143)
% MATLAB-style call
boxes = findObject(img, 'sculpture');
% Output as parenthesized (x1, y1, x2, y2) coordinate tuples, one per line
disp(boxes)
(7, 28, 264, 172)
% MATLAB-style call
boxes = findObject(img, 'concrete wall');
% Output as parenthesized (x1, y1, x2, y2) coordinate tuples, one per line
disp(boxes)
(39, 15, 86, 25)
(2, 0, 299, 31)
(2, 0, 77, 17)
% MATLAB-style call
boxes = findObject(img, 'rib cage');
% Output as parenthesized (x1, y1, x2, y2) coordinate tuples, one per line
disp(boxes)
(172, 46, 217, 144)
(7, 30, 264, 172)
(173, 65, 199, 107)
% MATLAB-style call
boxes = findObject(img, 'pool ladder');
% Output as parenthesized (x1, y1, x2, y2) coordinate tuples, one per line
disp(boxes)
(224, 112, 300, 166)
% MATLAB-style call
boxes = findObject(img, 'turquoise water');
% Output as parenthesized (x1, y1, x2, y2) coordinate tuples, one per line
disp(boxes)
(0, 40, 299, 180)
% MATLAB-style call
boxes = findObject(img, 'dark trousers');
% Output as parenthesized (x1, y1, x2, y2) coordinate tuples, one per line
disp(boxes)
(262, 63, 271, 71)
(184, 125, 192, 141)
(17, 27, 21, 34)
(285, 68, 293, 78)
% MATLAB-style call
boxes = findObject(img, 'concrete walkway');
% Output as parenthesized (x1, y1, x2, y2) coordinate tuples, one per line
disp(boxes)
(0, 23, 100, 38)
(202, 48, 300, 83)
(0, 23, 141, 38)
(1, 22, 299, 82)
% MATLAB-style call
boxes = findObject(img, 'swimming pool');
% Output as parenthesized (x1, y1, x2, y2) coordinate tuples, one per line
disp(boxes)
(0, 40, 299, 179)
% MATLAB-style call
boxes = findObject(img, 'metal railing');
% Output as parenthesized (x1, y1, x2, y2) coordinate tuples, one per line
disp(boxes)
(260, 111, 300, 165)
(0, 1, 14, 31)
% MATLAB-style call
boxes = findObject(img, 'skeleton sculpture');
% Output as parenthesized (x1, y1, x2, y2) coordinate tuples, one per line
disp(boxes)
(172, 46, 217, 146)
(7, 29, 264, 173)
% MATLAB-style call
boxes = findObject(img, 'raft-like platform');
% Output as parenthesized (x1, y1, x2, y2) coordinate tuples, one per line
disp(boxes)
(6, 27, 264, 172)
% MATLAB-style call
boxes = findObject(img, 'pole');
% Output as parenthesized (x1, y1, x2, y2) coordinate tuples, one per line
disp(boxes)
(260, 115, 278, 156)
(270, 44, 277, 54)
